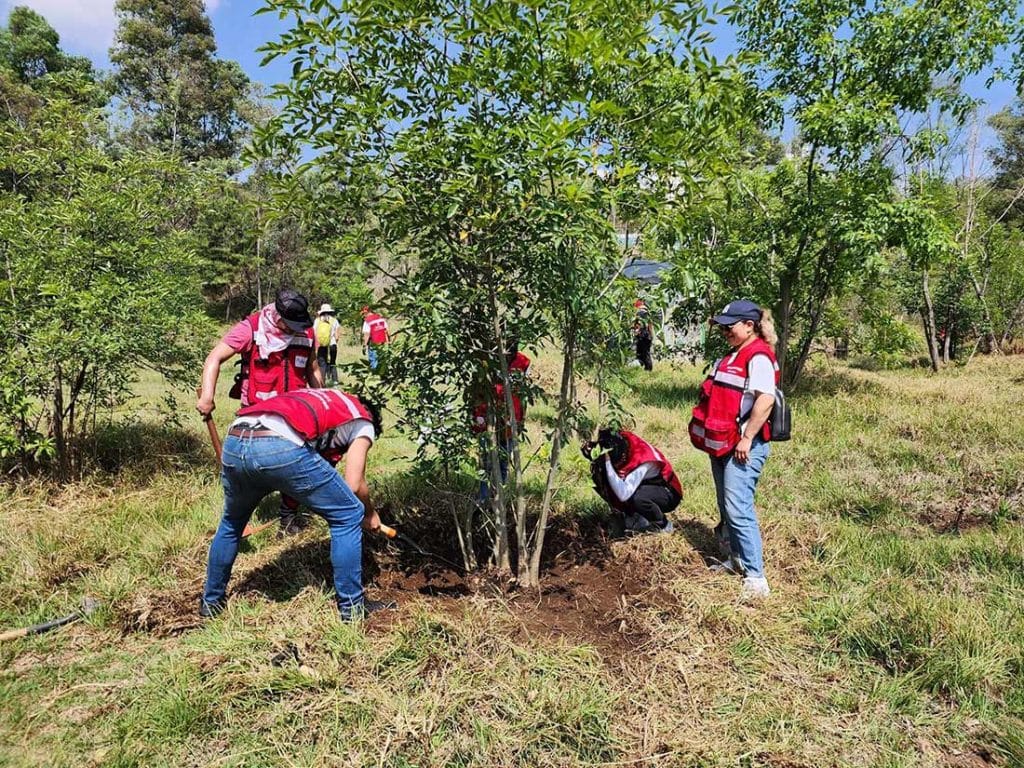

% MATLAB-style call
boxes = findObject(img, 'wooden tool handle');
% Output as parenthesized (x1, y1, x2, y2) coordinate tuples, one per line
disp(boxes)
(378, 524, 397, 538)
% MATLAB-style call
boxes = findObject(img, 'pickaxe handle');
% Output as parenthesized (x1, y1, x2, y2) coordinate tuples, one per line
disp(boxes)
(379, 524, 397, 538)
(0, 599, 99, 642)
(241, 520, 276, 538)
(196, 386, 222, 464)
(0, 613, 79, 642)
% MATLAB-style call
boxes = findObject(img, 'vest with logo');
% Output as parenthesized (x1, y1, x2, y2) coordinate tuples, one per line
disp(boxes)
(233, 313, 315, 406)
(365, 313, 388, 345)
(688, 338, 779, 456)
(238, 389, 372, 464)
(599, 431, 682, 511)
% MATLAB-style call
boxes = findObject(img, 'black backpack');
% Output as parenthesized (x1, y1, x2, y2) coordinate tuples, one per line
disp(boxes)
(739, 363, 791, 442)
(770, 386, 791, 441)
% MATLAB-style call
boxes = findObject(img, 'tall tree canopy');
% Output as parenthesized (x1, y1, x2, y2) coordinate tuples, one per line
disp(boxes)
(111, 0, 250, 161)
(0, 6, 93, 83)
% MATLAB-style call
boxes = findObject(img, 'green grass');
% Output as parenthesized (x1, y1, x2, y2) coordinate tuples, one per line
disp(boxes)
(2, 351, 1023, 766)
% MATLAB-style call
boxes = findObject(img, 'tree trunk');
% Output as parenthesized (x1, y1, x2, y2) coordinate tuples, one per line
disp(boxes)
(527, 315, 578, 588)
(920, 268, 940, 372)
(1000, 295, 1024, 349)
(776, 261, 798, 385)
(52, 363, 67, 480)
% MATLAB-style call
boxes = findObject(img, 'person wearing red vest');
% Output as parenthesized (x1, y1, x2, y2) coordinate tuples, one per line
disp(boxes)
(688, 299, 779, 600)
(583, 428, 681, 534)
(200, 388, 395, 622)
(196, 289, 324, 535)
(471, 344, 531, 502)
(361, 306, 390, 370)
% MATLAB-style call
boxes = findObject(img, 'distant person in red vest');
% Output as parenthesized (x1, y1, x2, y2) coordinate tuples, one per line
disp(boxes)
(196, 288, 323, 535)
(200, 388, 395, 622)
(471, 343, 531, 501)
(583, 428, 681, 534)
(361, 306, 390, 370)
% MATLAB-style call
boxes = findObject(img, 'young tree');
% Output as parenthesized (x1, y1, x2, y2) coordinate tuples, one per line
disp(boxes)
(257, 0, 752, 586)
(0, 88, 214, 476)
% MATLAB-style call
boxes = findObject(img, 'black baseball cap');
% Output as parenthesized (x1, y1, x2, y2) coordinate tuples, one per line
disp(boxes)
(712, 299, 762, 326)
(275, 288, 313, 331)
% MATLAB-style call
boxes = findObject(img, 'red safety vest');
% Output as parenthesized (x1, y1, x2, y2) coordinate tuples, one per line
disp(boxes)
(688, 338, 780, 456)
(595, 431, 682, 512)
(471, 352, 531, 434)
(238, 388, 372, 441)
(235, 313, 315, 405)
(364, 313, 389, 345)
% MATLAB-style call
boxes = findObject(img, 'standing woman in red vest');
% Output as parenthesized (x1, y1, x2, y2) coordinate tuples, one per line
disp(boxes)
(688, 300, 779, 600)
(583, 428, 681, 534)
(196, 289, 324, 534)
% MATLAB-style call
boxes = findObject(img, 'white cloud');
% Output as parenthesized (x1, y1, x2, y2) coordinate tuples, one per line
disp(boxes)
(0, 0, 223, 59)
(0, 0, 117, 56)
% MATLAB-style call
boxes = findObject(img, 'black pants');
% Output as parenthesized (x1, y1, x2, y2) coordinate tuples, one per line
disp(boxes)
(636, 337, 653, 370)
(625, 483, 680, 526)
(317, 344, 338, 367)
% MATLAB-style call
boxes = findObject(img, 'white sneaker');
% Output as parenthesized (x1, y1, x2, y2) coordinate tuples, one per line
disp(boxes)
(740, 576, 771, 600)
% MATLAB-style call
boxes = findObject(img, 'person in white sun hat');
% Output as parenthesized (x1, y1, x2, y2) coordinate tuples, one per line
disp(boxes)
(314, 303, 342, 384)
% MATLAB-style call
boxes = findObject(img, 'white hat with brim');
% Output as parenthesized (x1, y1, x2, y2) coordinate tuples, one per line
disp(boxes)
(318, 304, 335, 315)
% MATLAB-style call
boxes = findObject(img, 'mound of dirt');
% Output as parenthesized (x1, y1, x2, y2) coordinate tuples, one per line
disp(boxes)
(118, 584, 202, 637)
(116, 513, 679, 660)
(369, 514, 676, 660)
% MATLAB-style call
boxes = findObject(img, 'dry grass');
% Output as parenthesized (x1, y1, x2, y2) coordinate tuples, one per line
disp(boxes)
(1, 352, 1023, 767)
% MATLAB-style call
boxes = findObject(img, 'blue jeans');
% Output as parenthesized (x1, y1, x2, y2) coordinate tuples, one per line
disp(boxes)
(709, 436, 771, 578)
(367, 347, 379, 370)
(477, 435, 513, 503)
(203, 434, 366, 613)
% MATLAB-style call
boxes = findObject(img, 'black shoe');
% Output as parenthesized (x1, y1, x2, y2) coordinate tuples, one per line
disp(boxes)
(339, 599, 397, 622)
(278, 513, 308, 537)
(199, 599, 226, 619)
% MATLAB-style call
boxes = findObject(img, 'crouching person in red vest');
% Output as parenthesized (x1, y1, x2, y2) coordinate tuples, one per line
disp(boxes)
(583, 428, 682, 535)
(200, 389, 396, 622)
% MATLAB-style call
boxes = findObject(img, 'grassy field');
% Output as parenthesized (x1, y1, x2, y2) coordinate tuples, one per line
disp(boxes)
(1, 346, 1022, 767)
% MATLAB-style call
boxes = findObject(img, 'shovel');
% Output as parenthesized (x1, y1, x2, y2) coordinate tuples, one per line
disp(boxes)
(195, 386, 270, 536)
(0, 597, 101, 642)
(378, 524, 465, 573)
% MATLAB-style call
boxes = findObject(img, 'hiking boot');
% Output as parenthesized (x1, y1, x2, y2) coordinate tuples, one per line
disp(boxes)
(623, 513, 653, 535)
(740, 576, 771, 600)
(656, 519, 674, 534)
(339, 599, 397, 622)
(278, 513, 309, 537)
(709, 556, 740, 575)
(198, 599, 226, 619)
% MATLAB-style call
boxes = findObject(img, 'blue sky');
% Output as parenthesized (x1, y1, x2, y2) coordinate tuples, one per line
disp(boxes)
(2, 0, 1017, 169)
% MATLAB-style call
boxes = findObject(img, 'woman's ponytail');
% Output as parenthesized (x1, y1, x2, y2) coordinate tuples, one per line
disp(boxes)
(757, 307, 778, 348)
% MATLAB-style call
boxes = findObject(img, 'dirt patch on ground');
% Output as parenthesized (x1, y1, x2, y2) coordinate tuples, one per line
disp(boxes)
(113, 513, 679, 659)
(370, 514, 674, 661)
(943, 748, 1000, 767)
(116, 577, 204, 637)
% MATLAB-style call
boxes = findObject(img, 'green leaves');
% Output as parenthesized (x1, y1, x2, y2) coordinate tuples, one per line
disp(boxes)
(0, 90, 214, 474)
